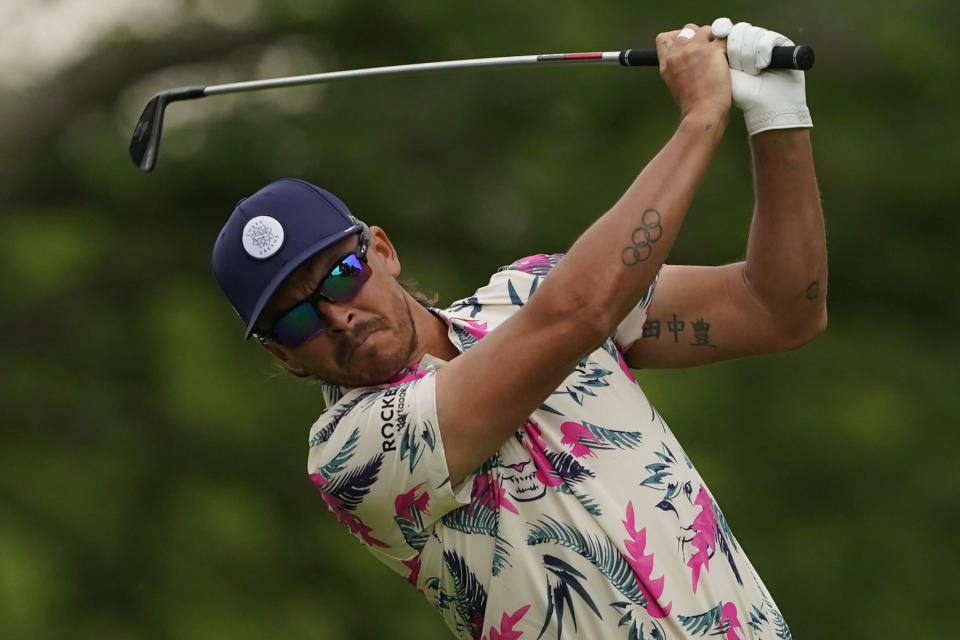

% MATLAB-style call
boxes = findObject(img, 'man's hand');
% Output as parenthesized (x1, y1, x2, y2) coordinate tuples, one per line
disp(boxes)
(712, 18, 814, 136)
(656, 23, 732, 123)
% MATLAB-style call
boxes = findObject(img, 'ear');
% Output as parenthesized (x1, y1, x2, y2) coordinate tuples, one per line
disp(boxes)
(368, 225, 401, 278)
(260, 342, 310, 377)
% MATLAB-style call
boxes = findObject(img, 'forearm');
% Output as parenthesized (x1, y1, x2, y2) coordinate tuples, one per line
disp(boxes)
(744, 129, 827, 339)
(533, 110, 727, 338)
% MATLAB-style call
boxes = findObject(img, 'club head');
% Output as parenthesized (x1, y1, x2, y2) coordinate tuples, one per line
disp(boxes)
(128, 86, 205, 172)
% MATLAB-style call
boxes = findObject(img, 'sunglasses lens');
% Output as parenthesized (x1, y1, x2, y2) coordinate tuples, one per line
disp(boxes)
(267, 252, 370, 347)
(272, 301, 324, 348)
(321, 254, 370, 302)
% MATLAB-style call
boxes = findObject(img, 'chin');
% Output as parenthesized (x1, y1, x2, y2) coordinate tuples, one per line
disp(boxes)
(334, 337, 415, 387)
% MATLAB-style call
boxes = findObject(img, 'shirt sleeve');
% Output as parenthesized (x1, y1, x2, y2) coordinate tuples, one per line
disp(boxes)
(498, 253, 663, 352)
(306, 371, 472, 558)
(612, 267, 663, 351)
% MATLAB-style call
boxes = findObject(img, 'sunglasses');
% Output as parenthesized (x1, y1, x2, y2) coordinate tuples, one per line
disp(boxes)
(254, 224, 371, 348)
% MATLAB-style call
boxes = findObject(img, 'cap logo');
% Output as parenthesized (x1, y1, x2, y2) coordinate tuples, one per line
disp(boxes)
(242, 216, 285, 259)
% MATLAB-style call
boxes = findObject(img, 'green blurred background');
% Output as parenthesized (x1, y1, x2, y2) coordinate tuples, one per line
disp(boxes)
(2, 1, 957, 638)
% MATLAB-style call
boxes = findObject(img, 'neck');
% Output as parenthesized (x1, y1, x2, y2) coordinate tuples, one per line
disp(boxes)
(407, 298, 460, 365)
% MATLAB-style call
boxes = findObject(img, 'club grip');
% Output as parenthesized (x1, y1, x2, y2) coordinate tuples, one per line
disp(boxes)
(620, 45, 815, 70)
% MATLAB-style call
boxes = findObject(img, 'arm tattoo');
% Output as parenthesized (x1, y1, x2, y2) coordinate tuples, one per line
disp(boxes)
(805, 280, 820, 301)
(620, 208, 663, 266)
(645, 314, 717, 347)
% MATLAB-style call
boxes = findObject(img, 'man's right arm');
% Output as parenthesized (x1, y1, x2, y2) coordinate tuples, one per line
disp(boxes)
(435, 25, 731, 485)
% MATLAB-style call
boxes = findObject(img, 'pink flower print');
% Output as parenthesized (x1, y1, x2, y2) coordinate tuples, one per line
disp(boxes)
(482, 604, 531, 640)
(720, 601, 745, 640)
(615, 348, 636, 383)
(395, 482, 431, 523)
(687, 484, 719, 593)
(622, 501, 673, 618)
(403, 551, 423, 592)
(310, 472, 390, 548)
(560, 421, 603, 458)
(386, 365, 430, 387)
(461, 319, 489, 340)
(473, 473, 519, 515)
(522, 420, 563, 488)
(513, 254, 551, 273)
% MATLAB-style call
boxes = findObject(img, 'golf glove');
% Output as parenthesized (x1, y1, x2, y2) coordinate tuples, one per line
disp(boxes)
(713, 18, 813, 136)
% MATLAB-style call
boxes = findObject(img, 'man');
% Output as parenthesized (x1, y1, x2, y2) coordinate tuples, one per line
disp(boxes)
(212, 19, 824, 640)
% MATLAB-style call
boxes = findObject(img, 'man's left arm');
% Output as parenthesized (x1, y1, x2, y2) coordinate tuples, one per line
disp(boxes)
(624, 128, 827, 369)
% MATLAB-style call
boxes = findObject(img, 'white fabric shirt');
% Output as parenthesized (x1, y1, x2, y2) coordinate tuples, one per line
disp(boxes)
(308, 254, 791, 640)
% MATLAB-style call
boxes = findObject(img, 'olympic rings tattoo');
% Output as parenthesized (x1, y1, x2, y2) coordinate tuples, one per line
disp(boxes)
(620, 208, 663, 266)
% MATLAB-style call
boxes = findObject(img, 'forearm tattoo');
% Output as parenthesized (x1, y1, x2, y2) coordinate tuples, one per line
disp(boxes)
(643, 314, 717, 347)
(620, 208, 663, 266)
(805, 280, 820, 301)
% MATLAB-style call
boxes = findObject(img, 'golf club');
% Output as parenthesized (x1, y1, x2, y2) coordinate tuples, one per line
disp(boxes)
(129, 45, 814, 172)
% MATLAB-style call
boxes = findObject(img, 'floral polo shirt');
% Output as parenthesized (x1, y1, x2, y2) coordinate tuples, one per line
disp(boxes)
(307, 254, 792, 640)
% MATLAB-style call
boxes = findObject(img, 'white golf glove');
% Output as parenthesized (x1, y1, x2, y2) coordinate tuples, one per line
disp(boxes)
(711, 17, 813, 136)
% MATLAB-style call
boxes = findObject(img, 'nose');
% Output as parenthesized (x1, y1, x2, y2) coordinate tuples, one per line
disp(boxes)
(315, 299, 355, 333)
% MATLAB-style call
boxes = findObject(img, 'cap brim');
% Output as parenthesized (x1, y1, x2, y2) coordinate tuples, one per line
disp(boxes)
(242, 223, 362, 340)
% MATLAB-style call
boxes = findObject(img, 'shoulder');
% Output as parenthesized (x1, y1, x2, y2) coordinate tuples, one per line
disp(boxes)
(441, 253, 563, 341)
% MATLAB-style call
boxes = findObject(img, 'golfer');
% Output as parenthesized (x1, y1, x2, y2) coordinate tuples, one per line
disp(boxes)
(212, 19, 824, 640)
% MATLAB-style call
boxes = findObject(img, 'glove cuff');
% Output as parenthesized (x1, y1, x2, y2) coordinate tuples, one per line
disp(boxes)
(745, 105, 813, 136)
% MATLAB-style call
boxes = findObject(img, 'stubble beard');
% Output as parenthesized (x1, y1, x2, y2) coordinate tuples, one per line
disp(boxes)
(326, 291, 420, 388)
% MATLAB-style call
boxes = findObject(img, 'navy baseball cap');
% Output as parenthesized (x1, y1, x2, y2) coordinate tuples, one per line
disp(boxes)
(211, 178, 363, 339)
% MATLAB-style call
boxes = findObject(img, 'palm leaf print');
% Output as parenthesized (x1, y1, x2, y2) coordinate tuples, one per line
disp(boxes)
(449, 295, 483, 318)
(442, 470, 507, 536)
(544, 450, 595, 484)
(319, 427, 361, 476)
(443, 550, 488, 640)
(715, 522, 743, 586)
(309, 394, 368, 447)
(453, 324, 481, 351)
(712, 500, 743, 586)
(755, 575, 792, 640)
(393, 516, 430, 551)
(537, 554, 602, 640)
(747, 604, 768, 632)
(553, 363, 613, 405)
(507, 279, 524, 306)
(538, 402, 565, 416)
(600, 339, 619, 363)
(640, 443, 679, 488)
(527, 517, 649, 609)
(399, 417, 439, 473)
(504, 276, 542, 305)
(610, 603, 666, 640)
(492, 535, 513, 576)
(319, 382, 343, 405)
(678, 603, 724, 635)
(561, 421, 644, 455)
(442, 500, 498, 536)
(324, 453, 383, 512)
(561, 484, 602, 516)
(713, 502, 739, 551)
(425, 576, 458, 615)
(586, 422, 644, 449)
(771, 606, 792, 640)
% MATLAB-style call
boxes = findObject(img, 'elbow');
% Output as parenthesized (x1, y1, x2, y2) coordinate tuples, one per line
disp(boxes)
(530, 287, 612, 353)
(777, 306, 828, 351)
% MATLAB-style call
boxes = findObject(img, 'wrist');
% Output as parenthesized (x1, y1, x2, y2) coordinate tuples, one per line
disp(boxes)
(680, 105, 729, 136)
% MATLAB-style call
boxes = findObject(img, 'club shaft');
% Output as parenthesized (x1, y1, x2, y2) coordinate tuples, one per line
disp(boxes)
(203, 52, 624, 96)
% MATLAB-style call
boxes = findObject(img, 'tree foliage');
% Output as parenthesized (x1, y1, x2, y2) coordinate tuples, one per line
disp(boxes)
(1, 2, 957, 639)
